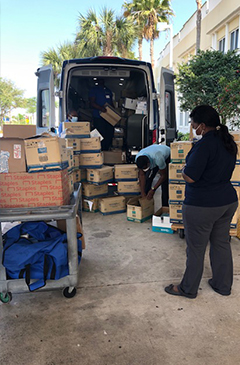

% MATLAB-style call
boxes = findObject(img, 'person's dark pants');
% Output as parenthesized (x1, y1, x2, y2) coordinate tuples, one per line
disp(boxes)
(178, 201, 238, 298)
(93, 117, 114, 151)
(144, 157, 170, 207)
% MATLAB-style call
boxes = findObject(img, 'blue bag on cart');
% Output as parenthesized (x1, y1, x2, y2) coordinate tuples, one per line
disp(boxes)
(2, 221, 82, 292)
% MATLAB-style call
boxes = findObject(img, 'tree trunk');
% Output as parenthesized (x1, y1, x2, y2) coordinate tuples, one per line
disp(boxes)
(196, 0, 202, 53)
(150, 38, 154, 68)
(138, 38, 143, 61)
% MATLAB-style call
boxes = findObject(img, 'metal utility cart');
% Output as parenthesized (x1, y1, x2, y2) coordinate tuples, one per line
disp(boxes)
(0, 185, 81, 303)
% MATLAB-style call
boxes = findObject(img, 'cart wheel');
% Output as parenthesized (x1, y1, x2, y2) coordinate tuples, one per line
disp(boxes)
(179, 229, 185, 239)
(63, 287, 77, 298)
(0, 292, 12, 304)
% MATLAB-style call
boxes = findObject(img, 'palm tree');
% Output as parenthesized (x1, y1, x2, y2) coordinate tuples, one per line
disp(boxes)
(196, 0, 202, 53)
(75, 7, 136, 57)
(123, 0, 174, 68)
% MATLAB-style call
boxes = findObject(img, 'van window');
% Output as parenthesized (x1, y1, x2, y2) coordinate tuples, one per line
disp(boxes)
(39, 89, 50, 128)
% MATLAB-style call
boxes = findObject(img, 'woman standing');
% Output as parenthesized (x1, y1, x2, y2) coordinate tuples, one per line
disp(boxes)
(165, 105, 238, 299)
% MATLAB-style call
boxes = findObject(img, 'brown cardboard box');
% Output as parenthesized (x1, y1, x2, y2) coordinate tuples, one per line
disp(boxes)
(3, 124, 36, 139)
(103, 151, 126, 165)
(114, 164, 138, 181)
(62, 122, 90, 138)
(73, 169, 82, 184)
(0, 169, 70, 208)
(82, 198, 99, 213)
(112, 137, 124, 148)
(169, 204, 183, 223)
(0, 138, 27, 173)
(87, 166, 113, 185)
(231, 131, 240, 141)
(73, 155, 80, 168)
(170, 141, 192, 163)
(80, 137, 101, 152)
(68, 172, 74, 194)
(65, 138, 81, 155)
(100, 103, 121, 126)
(82, 182, 108, 199)
(79, 152, 103, 168)
(25, 135, 68, 173)
(127, 196, 154, 223)
(67, 147, 74, 173)
(57, 214, 86, 249)
(169, 184, 185, 204)
(99, 196, 126, 215)
(231, 164, 240, 185)
(169, 163, 185, 183)
(117, 181, 140, 195)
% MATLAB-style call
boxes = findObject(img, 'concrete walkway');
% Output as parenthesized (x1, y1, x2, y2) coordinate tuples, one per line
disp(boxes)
(1, 212, 240, 365)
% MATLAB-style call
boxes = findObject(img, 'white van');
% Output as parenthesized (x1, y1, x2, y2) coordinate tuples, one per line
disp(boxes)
(36, 57, 176, 160)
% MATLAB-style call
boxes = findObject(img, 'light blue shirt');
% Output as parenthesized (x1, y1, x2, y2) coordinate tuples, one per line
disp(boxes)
(136, 144, 170, 170)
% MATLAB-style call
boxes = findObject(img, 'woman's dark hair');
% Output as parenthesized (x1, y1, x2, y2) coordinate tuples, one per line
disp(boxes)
(136, 155, 149, 169)
(190, 105, 238, 156)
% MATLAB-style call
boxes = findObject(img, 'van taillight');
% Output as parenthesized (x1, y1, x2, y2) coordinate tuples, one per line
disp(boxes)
(152, 129, 157, 144)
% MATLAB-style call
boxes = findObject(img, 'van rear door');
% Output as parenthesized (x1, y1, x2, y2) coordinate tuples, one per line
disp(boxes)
(35, 65, 55, 134)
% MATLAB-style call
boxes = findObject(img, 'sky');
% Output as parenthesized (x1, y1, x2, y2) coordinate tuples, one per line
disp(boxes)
(0, 0, 197, 98)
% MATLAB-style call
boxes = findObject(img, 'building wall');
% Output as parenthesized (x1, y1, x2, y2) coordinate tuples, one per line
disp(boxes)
(155, 0, 240, 134)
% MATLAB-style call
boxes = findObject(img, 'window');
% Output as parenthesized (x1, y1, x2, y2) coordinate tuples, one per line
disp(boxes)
(230, 29, 239, 51)
(179, 112, 183, 127)
(40, 90, 50, 128)
(219, 37, 225, 53)
(184, 112, 190, 127)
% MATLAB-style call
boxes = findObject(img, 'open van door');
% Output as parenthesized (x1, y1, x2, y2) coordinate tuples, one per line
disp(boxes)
(159, 67, 177, 146)
(35, 65, 55, 134)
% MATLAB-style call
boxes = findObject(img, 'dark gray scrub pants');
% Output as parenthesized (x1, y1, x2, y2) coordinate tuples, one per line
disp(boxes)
(178, 201, 238, 298)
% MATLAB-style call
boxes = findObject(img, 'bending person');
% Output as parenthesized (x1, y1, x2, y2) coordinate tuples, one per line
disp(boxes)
(135, 144, 170, 207)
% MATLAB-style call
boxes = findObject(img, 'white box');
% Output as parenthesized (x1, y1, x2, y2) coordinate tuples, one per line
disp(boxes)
(152, 207, 174, 234)
(124, 98, 137, 110)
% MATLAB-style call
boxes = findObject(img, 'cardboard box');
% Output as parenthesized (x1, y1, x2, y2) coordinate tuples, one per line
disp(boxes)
(169, 204, 183, 224)
(124, 98, 137, 110)
(127, 197, 154, 223)
(24, 135, 68, 173)
(170, 141, 193, 163)
(231, 131, 240, 141)
(99, 196, 126, 215)
(79, 152, 103, 168)
(231, 163, 240, 186)
(114, 164, 138, 181)
(135, 109, 147, 115)
(73, 155, 80, 168)
(0, 138, 27, 173)
(100, 103, 121, 127)
(169, 163, 185, 184)
(81, 169, 87, 182)
(82, 198, 99, 213)
(3, 124, 36, 139)
(152, 207, 174, 234)
(73, 169, 82, 184)
(67, 147, 74, 173)
(87, 166, 113, 185)
(236, 141, 240, 162)
(169, 184, 185, 204)
(80, 137, 101, 153)
(112, 137, 123, 148)
(65, 138, 81, 155)
(0, 169, 70, 208)
(62, 122, 90, 138)
(103, 151, 126, 165)
(82, 182, 108, 199)
(117, 181, 140, 195)
(68, 172, 74, 195)
(57, 214, 86, 249)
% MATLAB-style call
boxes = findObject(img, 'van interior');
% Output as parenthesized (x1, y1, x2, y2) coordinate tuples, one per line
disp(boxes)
(64, 66, 152, 158)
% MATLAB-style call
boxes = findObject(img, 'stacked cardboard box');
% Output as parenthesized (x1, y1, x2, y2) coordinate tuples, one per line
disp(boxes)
(169, 141, 193, 224)
(115, 164, 140, 195)
(0, 131, 70, 208)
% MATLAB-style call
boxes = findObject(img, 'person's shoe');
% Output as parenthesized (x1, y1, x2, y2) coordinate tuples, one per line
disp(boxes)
(164, 284, 197, 299)
(208, 279, 231, 296)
